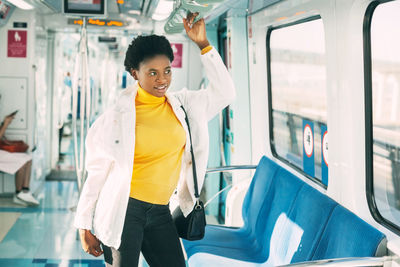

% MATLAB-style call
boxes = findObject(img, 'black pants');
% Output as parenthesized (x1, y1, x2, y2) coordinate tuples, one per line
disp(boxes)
(102, 198, 186, 267)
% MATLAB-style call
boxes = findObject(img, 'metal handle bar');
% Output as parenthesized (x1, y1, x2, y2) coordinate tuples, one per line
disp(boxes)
(206, 165, 257, 174)
(72, 17, 91, 192)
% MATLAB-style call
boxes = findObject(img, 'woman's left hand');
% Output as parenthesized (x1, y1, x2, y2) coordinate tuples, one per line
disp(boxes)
(3, 114, 14, 127)
(183, 12, 210, 50)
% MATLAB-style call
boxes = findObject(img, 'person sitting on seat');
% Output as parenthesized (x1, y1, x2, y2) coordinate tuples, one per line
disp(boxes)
(0, 113, 39, 206)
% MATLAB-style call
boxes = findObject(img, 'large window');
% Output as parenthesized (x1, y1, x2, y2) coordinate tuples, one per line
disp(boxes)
(366, 0, 400, 232)
(267, 17, 328, 186)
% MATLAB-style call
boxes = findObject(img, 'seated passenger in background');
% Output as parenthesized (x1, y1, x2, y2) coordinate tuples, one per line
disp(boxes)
(0, 113, 39, 206)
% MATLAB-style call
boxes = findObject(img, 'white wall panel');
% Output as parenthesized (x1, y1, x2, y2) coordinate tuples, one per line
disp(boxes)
(0, 77, 28, 130)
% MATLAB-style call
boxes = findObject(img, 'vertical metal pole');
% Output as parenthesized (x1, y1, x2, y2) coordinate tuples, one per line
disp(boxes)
(32, 64, 38, 152)
(72, 17, 90, 192)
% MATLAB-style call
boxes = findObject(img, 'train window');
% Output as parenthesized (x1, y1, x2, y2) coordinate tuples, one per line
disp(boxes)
(366, 1, 400, 232)
(267, 17, 328, 187)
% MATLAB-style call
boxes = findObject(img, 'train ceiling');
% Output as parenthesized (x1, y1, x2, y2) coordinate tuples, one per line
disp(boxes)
(4, 0, 286, 32)
(28, 0, 166, 18)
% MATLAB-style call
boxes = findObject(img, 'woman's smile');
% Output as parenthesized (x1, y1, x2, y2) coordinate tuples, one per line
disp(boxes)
(154, 84, 168, 91)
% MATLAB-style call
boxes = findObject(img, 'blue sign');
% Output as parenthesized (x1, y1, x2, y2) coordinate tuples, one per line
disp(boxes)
(321, 125, 328, 186)
(303, 120, 315, 177)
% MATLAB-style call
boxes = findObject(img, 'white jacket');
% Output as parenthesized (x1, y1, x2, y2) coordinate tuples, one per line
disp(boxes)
(74, 47, 235, 249)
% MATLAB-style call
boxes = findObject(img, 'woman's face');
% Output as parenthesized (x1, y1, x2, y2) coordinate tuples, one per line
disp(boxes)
(131, 55, 172, 98)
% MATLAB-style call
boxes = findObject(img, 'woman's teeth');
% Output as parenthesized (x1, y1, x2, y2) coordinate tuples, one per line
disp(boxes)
(155, 85, 166, 90)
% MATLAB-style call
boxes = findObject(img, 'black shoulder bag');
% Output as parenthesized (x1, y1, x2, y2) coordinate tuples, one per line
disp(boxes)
(172, 106, 206, 241)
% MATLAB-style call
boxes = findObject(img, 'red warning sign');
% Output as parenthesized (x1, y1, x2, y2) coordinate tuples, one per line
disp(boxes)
(7, 30, 27, 58)
(171, 43, 182, 68)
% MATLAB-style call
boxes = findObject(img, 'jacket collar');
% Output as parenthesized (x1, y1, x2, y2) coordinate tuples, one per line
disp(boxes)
(115, 83, 138, 113)
(165, 91, 182, 108)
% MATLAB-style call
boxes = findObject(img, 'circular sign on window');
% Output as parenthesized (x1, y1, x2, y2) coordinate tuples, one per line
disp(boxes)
(303, 124, 313, 157)
(322, 131, 328, 166)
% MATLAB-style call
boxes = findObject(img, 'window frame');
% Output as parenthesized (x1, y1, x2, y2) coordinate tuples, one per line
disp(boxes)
(364, 0, 400, 235)
(266, 15, 326, 188)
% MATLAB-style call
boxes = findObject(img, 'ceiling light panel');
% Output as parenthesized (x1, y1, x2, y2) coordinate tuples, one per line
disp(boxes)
(6, 0, 34, 10)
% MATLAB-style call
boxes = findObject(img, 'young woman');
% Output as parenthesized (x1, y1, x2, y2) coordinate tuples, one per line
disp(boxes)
(74, 13, 235, 266)
(0, 113, 39, 206)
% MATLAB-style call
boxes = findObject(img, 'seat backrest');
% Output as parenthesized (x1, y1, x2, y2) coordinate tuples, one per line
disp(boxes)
(311, 205, 386, 260)
(288, 185, 337, 263)
(254, 165, 305, 261)
(242, 156, 279, 231)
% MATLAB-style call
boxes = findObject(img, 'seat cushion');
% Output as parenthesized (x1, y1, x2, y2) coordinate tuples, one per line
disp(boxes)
(187, 212, 304, 267)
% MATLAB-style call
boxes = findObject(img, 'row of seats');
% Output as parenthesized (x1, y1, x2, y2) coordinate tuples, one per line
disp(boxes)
(183, 156, 387, 266)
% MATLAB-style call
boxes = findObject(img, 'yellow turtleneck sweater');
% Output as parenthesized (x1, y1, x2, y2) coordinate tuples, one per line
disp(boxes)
(130, 86, 186, 204)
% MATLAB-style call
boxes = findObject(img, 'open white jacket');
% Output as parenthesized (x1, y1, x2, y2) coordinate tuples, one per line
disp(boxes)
(74, 47, 235, 249)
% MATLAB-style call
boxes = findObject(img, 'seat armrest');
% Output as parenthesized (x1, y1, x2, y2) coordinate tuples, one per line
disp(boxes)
(278, 256, 395, 267)
(206, 165, 257, 174)
(205, 224, 240, 229)
(375, 238, 388, 257)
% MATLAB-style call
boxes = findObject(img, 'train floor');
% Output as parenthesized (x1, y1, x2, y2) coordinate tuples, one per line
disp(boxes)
(0, 181, 107, 267)
(0, 179, 190, 267)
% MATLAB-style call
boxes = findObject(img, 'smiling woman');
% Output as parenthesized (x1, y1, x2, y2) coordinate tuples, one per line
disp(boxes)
(73, 12, 235, 267)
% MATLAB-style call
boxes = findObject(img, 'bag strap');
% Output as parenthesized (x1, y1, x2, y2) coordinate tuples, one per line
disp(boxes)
(180, 105, 200, 199)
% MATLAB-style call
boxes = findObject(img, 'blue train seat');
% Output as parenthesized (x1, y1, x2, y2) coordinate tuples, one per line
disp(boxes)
(183, 156, 386, 266)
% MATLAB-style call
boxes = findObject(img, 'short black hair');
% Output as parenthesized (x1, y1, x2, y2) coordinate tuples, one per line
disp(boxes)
(124, 34, 174, 73)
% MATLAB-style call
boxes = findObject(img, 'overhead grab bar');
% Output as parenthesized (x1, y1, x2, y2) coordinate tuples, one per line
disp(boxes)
(164, 0, 224, 34)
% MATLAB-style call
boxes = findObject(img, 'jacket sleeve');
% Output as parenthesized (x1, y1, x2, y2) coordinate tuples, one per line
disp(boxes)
(74, 113, 114, 230)
(183, 47, 236, 121)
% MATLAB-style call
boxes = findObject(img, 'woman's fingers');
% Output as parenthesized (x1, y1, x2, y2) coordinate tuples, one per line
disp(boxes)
(86, 243, 103, 257)
(189, 12, 198, 25)
(90, 247, 103, 257)
(186, 12, 198, 25)
(183, 12, 199, 30)
(183, 17, 190, 33)
(94, 242, 104, 256)
(79, 229, 103, 257)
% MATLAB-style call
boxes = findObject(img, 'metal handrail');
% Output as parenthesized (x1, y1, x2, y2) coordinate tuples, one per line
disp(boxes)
(206, 165, 257, 174)
(32, 64, 38, 152)
(204, 165, 256, 208)
(278, 256, 396, 267)
(204, 184, 232, 208)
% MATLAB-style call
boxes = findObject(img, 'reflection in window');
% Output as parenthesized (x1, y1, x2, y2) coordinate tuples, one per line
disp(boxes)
(370, 1, 400, 227)
(268, 18, 328, 185)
